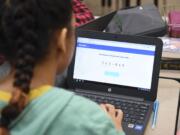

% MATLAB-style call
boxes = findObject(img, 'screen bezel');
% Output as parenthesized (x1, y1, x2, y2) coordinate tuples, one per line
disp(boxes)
(67, 29, 163, 102)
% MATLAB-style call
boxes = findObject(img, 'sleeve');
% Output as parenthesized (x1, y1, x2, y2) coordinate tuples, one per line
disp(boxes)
(46, 95, 126, 135)
(72, 0, 94, 27)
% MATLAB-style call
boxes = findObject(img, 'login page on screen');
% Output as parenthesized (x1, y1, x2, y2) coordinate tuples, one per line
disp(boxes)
(73, 37, 155, 90)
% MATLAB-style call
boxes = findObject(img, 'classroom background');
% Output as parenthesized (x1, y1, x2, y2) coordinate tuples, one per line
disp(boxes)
(84, 0, 180, 16)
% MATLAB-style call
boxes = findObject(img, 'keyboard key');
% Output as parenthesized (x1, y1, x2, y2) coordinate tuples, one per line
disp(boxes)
(139, 116, 145, 120)
(130, 119, 136, 123)
(124, 118, 131, 123)
(141, 109, 147, 113)
(139, 113, 145, 117)
(140, 105, 148, 110)
(136, 120, 144, 125)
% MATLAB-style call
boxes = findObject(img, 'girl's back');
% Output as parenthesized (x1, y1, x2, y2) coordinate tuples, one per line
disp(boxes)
(0, 86, 123, 135)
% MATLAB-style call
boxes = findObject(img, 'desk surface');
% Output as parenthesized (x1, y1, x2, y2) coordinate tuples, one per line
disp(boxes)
(160, 70, 180, 80)
(158, 77, 180, 87)
(145, 79, 180, 135)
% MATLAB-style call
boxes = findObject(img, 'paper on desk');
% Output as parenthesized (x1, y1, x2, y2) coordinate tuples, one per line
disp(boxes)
(161, 37, 180, 53)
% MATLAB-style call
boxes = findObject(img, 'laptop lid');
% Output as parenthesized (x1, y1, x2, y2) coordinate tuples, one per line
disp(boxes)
(79, 11, 116, 31)
(67, 30, 163, 102)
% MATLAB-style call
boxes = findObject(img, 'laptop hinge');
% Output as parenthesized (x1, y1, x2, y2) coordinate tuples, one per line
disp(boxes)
(75, 89, 145, 102)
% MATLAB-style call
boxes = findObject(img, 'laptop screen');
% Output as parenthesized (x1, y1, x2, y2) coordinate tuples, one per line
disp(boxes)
(73, 37, 156, 92)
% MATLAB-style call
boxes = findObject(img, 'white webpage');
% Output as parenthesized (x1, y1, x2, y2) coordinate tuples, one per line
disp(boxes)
(73, 37, 156, 90)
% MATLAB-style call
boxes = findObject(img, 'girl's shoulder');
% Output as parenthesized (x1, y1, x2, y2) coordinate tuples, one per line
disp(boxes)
(46, 87, 124, 135)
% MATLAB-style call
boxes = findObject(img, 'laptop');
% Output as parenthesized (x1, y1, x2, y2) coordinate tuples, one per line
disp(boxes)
(67, 30, 163, 135)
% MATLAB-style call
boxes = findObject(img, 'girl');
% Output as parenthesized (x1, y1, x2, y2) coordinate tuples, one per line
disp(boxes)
(0, 0, 125, 135)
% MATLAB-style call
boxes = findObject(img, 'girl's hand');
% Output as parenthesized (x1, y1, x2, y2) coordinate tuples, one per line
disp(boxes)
(100, 104, 123, 131)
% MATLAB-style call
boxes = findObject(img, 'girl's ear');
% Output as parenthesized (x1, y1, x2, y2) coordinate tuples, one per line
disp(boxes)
(56, 28, 68, 54)
(55, 28, 68, 73)
(54, 27, 73, 74)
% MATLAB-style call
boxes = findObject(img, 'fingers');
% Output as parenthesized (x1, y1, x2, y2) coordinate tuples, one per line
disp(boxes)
(100, 104, 106, 112)
(116, 109, 123, 123)
(100, 104, 123, 118)
(105, 104, 116, 116)
(100, 104, 115, 113)
(116, 109, 123, 117)
(100, 104, 124, 131)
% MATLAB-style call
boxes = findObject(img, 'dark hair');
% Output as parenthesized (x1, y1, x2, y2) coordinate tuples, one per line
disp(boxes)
(0, 0, 72, 134)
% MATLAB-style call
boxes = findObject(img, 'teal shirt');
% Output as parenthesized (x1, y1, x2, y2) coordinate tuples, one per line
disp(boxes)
(0, 86, 125, 135)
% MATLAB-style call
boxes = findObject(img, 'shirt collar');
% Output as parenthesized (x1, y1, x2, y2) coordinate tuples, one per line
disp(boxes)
(0, 85, 52, 103)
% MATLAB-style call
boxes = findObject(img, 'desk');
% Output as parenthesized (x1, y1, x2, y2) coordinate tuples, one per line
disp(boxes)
(158, 78, 180, 87)
(145, 79, 180, 135)
(160, 70, 180, 81)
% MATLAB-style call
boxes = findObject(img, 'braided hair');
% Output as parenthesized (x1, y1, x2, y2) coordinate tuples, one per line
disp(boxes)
(0, 0, 72, 134)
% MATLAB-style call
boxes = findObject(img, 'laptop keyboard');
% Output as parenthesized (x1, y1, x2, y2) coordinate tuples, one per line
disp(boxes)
(77, 92, 150, 125)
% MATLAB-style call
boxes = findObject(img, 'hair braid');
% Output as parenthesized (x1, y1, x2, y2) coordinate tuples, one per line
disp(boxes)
(0, 0, 7, 54)
(0, 0, 39, 133)
(0, 0, 73, 134)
